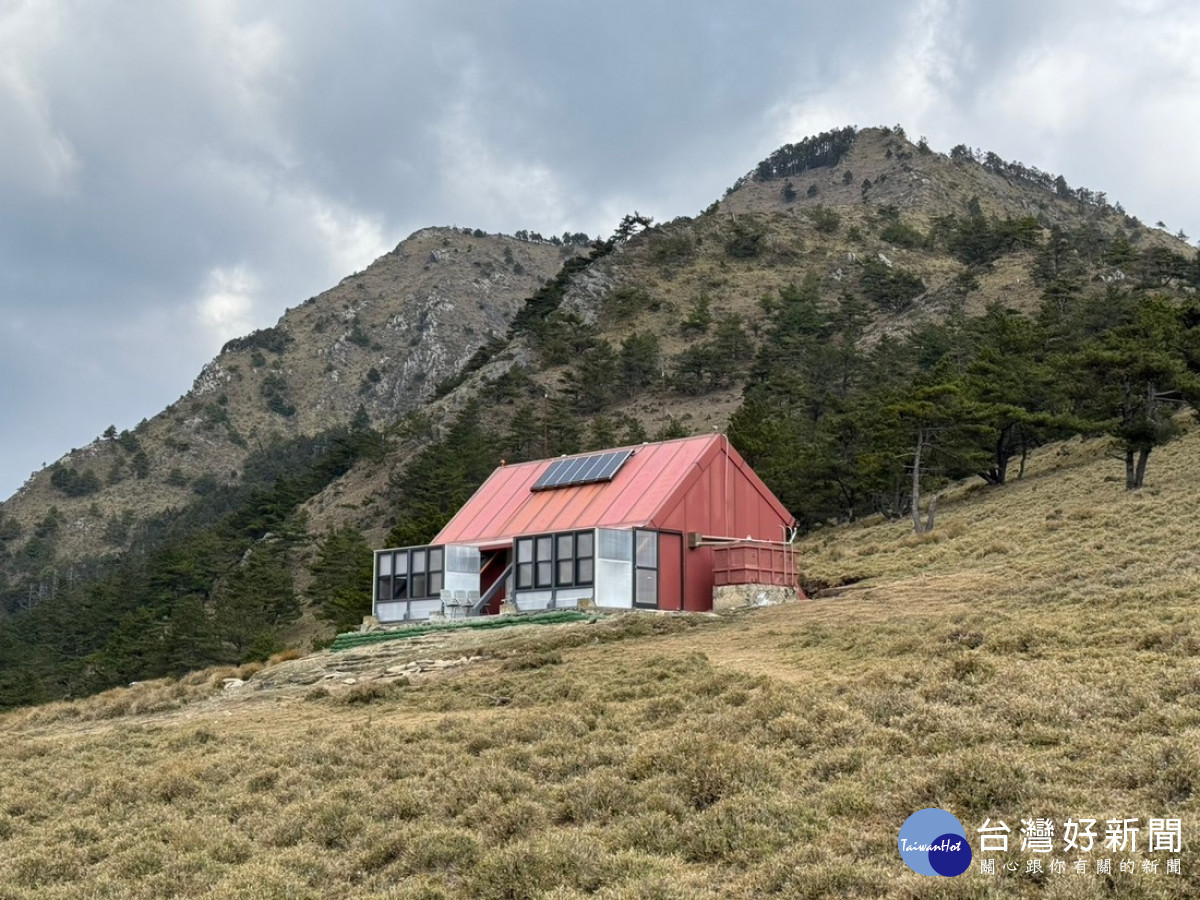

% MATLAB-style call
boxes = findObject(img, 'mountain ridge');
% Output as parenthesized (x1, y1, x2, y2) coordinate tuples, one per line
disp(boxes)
(1, 124, 1197, 706)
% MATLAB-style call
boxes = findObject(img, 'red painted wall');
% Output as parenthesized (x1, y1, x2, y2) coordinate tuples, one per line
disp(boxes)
(658, 532, 684, 611)
(653, 439, 794, 611)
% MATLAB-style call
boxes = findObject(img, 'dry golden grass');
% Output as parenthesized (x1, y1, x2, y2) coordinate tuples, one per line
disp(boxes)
(2, 430, 1199, 897)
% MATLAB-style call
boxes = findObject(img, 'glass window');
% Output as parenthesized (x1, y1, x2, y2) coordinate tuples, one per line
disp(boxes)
(556, 534, 574, 559)
(412, 550, 426, 574)
(429, 572, 443, 596)
(395, 553, 408, 575)
(536, 536, 553, 560)
(411, 573, 427, 598)
(576, 557, 594, 584)
(377, 576, 391, 601)
(516, 563, 533, 589)
(517, 538, 533, 563)
(636, 569, 657, 606)
(377, 553, 392, 576)
(392, 576, 408, 600)
(536, 561, 553, 588)
(577, 531, 594, 558)
(598, 528, 632, 561)
(636, 530, 657, 568)
(557, 559, 574, 586)
(429, 548, 443, 571)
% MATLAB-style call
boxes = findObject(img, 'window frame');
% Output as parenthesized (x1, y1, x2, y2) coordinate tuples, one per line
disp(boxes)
(633, 528, 659, 609)
(375, 545, 445, 606)
(512, 529, 595, 594)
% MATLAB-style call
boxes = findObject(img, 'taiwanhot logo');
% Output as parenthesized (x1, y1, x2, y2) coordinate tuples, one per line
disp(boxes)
(898, 808, 972, 877)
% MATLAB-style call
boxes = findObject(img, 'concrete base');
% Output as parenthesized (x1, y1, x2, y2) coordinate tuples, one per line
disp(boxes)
(712, 584, 798, 611)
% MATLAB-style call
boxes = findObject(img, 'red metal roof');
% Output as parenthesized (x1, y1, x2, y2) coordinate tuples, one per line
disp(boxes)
(433, 434, 794, 548)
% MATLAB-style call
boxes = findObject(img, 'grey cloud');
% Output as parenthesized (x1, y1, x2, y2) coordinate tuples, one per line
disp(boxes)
(1, 0, 1198, 499)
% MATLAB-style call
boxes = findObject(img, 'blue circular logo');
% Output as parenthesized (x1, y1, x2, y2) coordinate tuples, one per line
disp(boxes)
(899, 808, 972, 877)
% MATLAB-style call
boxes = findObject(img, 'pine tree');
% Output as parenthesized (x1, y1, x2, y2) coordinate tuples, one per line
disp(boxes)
(387, 401, 499, 546)
(308, 525, 373, 632)
(1070, 295, 1200, 488)
(213, 539, 299, 658)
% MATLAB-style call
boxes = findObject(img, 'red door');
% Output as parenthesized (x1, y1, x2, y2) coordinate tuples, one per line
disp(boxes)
(658, 532, 683, 611)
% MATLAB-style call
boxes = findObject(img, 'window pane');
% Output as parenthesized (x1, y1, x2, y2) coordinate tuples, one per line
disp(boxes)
(636, 530, 657, 568)
(536, 562, 552, 587)
(377, 576, 390, 600)
(556, 533, 574, 559)
(392, 576, 408, 600)
(429, 548, 443, 571)
(557, 560, 574, 586)
(412, 550, 426, 573)
(536, 536, 552, 560)
(429, 572, 443, 595)
(636, 569, 657, 606)
(377, 554, 392, 576)
(411, 573, 427, 597)
(577, 531, 593, 558)
(395, 553, 408, 575)
(576, 557, 594, 584)
(516, 563, 533, 589)
(517, 539, 533, 563)
(598, 528, 632, 561)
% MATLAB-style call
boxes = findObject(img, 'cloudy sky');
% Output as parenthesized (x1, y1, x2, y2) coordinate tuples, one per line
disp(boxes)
(1, 0, 1197, 500)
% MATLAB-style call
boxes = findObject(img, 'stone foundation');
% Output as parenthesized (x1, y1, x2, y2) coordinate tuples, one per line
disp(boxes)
(712, 584, 799, 611)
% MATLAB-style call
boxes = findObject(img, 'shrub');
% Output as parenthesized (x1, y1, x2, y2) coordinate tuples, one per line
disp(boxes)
(649, 231, 696, 266)
(880, 219, 928, 249)
(724, 219, 766, 259)
(48, 465, 101, 497)
(261, 373, 296, 417)
(859, 258, 926, 312)
(602, 285, 652, 321)
(807, 206, 840, 235)
(222, 326, 292, 355)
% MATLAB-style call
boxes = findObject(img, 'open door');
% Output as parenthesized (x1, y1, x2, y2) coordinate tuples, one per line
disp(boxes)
(479, 549, 510, 615)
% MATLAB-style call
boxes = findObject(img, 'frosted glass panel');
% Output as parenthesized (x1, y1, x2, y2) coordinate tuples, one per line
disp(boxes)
(377, 553, 392, 576)
(514, 590, 554, 612)
(444, 545, 480, 574)
(408, 599, 442, 620)
(376, 601, 406, 623)
(444, 569, 478, 594)
(636, 530, 657, 567)
(597, 559, 632, 608)
(598, 528, 632, 562)
(636, 569, 658, 607)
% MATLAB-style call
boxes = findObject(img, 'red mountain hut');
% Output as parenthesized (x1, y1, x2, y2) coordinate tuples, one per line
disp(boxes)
(373, 434, 801, 622)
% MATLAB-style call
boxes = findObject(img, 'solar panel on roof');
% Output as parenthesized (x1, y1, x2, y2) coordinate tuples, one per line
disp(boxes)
(531, 449, 634, 491)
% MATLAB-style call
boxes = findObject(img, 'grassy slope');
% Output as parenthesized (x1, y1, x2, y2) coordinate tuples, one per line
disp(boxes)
(2, 431, 1199, 898)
